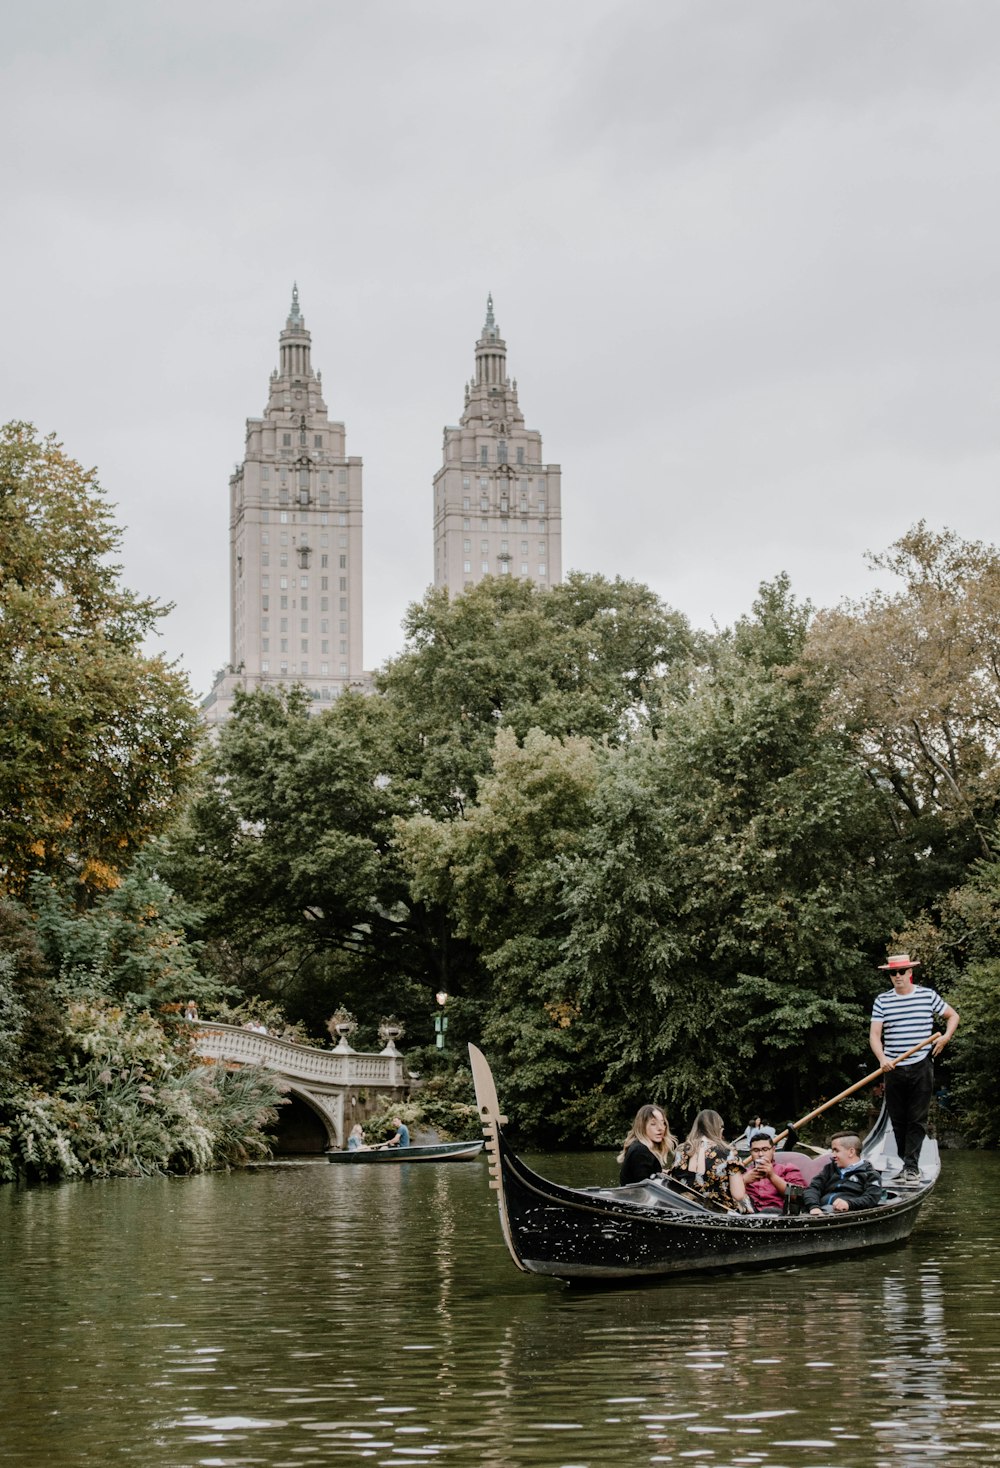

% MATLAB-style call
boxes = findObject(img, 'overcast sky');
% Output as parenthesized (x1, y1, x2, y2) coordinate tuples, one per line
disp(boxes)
(3, 2, 999, 700)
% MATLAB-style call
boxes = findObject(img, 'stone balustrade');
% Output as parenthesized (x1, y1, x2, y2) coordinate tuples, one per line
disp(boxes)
(190, 1022, 407, 1090)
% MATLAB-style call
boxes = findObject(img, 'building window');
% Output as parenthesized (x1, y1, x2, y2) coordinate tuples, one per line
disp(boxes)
(340, 663, 348, 675)
(321, 639, 329, 654)
(462, 476, 470, 488)
(520, 563, 529, 575)
(338, 535, 347, 549)
(521, 541, 528, 554)
(339, 619, 347, 633)
(262, 638, 270, 651)
(500, 562, 510, 575)
(480, 540, 488, 554)
(480, 446, 488, 465)
(301, 640, 308, 653)
(538, 501, 545, 513)
(280, 577, 288, 589)
(538, 543, 546, 555)
(338, 469, 347, 483)
(463, 560, 472, 573)
(500, 540, 508, 553)
(479, 477, 488, 490)
(321, 554, 328, 568)
(463, 540, 471, 553)
(280, 553, 288, 567)
(339, 597, 347, 611)
(516, 447, 524, 464)
(462, 497, 470, 510)
(481, 560, 489, 573)
(321, 664, 329, 676)
(300, 576, 308, 589)
(338, 490, 347, 505)
(262, 595, 269, 610)
(538, 563, 546, 576)
(497, 441, 507, 463)
(261, 552, 270, 566)
(283, 433, 291, 446)
(339, 577, 346, 591)
(339, 554, 346, 568)
(262, 510, 269, 523)
(280, 596, 288, 609)
(280, 511, 288, 524)
(301, 618, 308, 633)
(261, 660, 269, 672)
(262, 466, 270, 480)
(280, 639, 288, 653)
(463, 517, 470, 530)
(314, 434, 322, 448)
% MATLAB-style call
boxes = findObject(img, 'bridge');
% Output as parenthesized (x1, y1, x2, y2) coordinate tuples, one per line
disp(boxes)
(191, 1023, 413, 1153)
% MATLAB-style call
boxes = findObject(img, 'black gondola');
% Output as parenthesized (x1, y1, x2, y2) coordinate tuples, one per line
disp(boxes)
(468, 1044, 939, 1282)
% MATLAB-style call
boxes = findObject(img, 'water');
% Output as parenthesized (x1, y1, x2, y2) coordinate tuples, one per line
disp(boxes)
(2, 1151, 1000, 1467)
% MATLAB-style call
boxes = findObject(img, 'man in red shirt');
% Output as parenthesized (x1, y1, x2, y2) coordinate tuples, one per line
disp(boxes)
(743, 1130, 807, 1214)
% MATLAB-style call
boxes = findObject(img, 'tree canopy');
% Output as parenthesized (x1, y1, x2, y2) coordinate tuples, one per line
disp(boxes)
(0, 422, 199, 897)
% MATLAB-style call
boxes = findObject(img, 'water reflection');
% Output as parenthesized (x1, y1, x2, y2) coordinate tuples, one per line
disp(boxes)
(2, 1154, 1000, 1465)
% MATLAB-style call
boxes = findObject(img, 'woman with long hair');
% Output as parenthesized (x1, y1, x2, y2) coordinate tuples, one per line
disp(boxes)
(617, 1104, 677, 1185)
(673, 1109, 748, 1210)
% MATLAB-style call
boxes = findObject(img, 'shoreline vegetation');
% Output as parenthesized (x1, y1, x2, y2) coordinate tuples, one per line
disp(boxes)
(3, 421, 1000, 1184)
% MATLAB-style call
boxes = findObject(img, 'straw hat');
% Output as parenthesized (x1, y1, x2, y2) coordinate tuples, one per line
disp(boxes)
(878, 953, 920, 971)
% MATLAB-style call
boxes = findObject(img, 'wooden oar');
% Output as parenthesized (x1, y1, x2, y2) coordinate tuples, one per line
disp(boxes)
(774, 1035, 936, 1145)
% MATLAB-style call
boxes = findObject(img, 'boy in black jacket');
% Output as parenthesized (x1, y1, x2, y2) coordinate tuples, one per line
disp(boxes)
(804, 1132, 883, 1215)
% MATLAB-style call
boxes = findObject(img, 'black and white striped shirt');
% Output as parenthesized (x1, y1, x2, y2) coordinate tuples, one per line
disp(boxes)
(871, 986, 947, 1065)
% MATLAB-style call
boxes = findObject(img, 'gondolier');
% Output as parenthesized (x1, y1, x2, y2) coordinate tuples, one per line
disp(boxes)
(869, 953, 959, 1184)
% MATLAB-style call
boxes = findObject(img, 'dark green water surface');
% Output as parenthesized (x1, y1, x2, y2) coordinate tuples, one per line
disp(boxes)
(2, 1151, 1000, 1467)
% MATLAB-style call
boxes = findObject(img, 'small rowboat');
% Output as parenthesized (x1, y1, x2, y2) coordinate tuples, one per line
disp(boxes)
(327, 1139, 485, 1165)
(469, 1044, 938, 1283)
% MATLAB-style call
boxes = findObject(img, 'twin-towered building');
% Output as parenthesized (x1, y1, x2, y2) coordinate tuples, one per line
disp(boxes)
(203, 289, 561, 726)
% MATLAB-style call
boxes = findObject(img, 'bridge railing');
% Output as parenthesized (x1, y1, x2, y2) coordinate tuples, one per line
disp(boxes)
(189, 1022, 407, 1090)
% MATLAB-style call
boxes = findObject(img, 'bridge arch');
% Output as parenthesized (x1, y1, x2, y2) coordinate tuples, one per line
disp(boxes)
(190, 1022, 412, 1154)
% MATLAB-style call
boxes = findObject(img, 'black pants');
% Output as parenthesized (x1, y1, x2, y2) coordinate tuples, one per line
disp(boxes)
(885, 1057, 934, 1169)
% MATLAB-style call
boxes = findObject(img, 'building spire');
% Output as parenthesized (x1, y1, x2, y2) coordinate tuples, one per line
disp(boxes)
(484, 292, 495, 331)
(287, 282, 303, 327)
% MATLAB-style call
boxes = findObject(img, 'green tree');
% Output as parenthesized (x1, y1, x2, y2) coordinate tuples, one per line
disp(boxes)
(806, 523, 1000, 866)
(0, 422, 200, 897)
(560, 582, 901, 1131)
(397, 726, 603, 1133)
(440, 580, 902, 1141)
(376, 572, 695, 815)
(162, 685, 442, 1035)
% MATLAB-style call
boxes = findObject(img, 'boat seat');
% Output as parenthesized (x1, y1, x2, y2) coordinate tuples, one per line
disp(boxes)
(779, 1150, 830, 1186)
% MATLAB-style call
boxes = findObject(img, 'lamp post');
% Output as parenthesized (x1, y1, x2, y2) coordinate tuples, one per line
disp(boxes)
(434, 991, 448, 1050)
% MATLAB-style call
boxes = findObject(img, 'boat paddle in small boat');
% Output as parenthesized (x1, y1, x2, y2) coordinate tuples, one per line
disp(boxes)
(468, 1043, 939, 1282)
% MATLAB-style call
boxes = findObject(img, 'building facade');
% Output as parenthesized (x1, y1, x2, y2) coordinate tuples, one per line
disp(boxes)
(433, 296, 561, 593)
(203, 287, 366, 727)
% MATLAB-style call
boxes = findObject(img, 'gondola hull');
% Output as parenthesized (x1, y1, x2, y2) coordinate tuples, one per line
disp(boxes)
(469, 1044, 937, 1282)
(327, 1139, 484, 1164)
